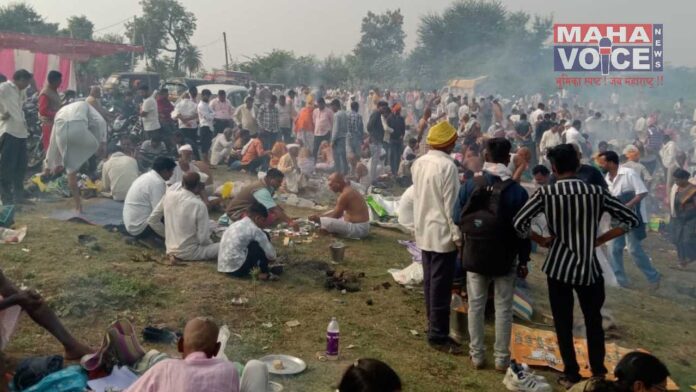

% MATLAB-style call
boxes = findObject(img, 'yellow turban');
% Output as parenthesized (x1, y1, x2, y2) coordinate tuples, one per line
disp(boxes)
(305, 94, 315, 107)
(427, 121, 457, 148)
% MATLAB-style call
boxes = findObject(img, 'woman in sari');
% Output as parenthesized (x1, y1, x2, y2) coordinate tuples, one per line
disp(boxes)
(670, 168, 696, 268)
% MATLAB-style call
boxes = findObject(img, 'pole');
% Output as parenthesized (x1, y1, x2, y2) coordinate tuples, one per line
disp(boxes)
(223, 32, 229, 71)
(130, 16, 136, 71)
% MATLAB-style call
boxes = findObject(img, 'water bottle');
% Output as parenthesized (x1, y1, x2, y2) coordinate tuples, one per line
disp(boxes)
(326, 317, 340, 359)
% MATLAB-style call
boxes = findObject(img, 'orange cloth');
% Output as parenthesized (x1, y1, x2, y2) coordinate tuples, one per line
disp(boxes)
(294, 107, 314, 133)
(392, 103, 402, 114)
(270, 141, 287, 168)
(241, 138, 265, 165)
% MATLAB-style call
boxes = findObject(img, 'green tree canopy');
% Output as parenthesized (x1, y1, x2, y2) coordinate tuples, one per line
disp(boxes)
(0, 3, 58, 35)
(125, 0, 197, 73)
(180, 45, 203, 77)
(409, 0, 552, 93)
(352, 9, 405, 84)
(61, 15, 94, 40)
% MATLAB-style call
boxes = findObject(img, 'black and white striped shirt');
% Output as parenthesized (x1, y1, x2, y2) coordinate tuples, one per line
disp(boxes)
(513, 178, 640, 286)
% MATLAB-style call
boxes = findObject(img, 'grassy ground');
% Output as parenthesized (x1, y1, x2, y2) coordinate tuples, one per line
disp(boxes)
(2, 167, 695, 391)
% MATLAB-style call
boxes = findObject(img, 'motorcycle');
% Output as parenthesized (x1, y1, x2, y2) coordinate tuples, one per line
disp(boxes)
(23, 98, 46, 172)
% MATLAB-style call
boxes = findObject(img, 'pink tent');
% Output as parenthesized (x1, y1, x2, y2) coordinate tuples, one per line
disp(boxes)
(0, 32, 144, 91)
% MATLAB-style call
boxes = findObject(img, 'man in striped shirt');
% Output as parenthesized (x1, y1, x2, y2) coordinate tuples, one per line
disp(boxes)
(513, 144, 640, 389)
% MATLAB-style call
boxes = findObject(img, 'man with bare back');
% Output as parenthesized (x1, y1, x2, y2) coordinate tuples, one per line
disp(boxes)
(309, 172, 370, 239)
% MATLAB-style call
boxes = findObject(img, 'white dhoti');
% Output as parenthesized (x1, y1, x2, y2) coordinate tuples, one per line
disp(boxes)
(46, 119, 99, 173)
(320, 217, 370, 239)
(173, 242, 220, 261)
(284, 171, 307, 194)
(240, 360, 269, 392)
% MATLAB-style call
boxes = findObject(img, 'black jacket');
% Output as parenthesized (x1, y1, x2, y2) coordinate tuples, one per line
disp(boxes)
(367, 111, 385, 142)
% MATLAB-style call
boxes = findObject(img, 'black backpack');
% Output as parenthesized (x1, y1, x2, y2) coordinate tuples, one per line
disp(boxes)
(459, 176, 517, 276)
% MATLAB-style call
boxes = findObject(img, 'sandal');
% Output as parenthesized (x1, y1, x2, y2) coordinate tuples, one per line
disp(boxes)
(557, 375, 580, 390)
(258, 273, 280, 282)
(428, 338, 464, 356)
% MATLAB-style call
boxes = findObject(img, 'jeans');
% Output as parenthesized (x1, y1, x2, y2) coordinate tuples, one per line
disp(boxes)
(0, 133, 28, 204)
(610, 229, 660, 286)
(199, 126, 213, 157)
(422, 250, 457, 342)
(547, 277, 607, 381)
(213, 119, 232, 134)
(332, 138, 348, 175)
(259, 130, 277, 151)
(279, 127, 293, 144)
(369, 142, 382, 184)
(229, 241, 270, 277)
(387, 141, 403, 176)
(467, 268, 515, 365)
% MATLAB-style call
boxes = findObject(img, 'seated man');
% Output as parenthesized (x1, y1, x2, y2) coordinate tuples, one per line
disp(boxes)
(123, 157, 176, 238)
(138, 134, 169, 170)
(310, 172, 370, 239)
(167, 144, 213, 187)
(218, 203, 278, 281)
(101, 145, 139, 201)
(124, 317, 240, 392)
(276, 144, 308, 194)
(210, 127, 235, 166)
(230, 131, 270, 173)
(162, 172, 219, 262)
(225, 169, 298, 230)
(0, 269, 91, 362)
(148, 172, 213, 239)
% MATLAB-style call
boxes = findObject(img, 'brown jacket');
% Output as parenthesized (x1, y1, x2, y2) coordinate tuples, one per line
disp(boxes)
(225, 180, 270, 220)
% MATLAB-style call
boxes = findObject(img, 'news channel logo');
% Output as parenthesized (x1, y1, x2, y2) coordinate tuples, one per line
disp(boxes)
(553, 24, 663, 75)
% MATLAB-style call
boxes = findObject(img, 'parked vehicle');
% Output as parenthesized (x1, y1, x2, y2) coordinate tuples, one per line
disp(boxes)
(194, 84, 249, 107)
(161, 77, 210, 102)
(103, 72, 160, 95)
(203, 70, 252, 86)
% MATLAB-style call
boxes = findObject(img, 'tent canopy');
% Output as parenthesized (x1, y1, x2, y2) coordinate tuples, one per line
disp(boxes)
(0, 31, 144, 61)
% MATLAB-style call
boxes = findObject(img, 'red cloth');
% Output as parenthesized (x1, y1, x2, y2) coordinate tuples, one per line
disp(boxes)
(38, 94, 59, 151)
(157, 96, 174, 124)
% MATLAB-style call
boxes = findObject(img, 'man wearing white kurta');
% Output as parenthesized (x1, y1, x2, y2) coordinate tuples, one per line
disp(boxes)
(123, 157, 176, 238)
(163, 172, 218, 261)
(45, 101, 107, 212)
(411, 121, 462, 354)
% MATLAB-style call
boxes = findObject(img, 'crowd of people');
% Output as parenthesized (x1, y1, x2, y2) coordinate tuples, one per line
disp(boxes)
(1, 66, 694, 391)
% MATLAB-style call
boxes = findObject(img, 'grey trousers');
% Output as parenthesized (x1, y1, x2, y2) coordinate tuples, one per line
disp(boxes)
(467, 267, 516, 365)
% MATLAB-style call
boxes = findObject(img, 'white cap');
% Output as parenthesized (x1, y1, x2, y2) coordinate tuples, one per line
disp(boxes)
(178, 144, 193, 153)
(287, 144, 300, 150)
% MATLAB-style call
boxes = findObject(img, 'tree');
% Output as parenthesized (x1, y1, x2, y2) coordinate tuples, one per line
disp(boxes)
(180, 45, 203, 77)
(0, 3, 58, 35)
(352, 9, 405, 83)
(61, 15, 94, 40)
(320, 55, 351, 87)
(125, 0, 197, 72)
(89, 33, 133, 77)
(409, 0, 552, 93)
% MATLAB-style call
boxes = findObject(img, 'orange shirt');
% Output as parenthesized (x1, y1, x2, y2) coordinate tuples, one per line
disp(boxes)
(294, 106, 314, 133)
(241, 138, 265, 165)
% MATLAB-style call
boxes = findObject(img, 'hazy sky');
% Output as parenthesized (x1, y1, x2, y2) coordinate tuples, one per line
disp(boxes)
(25, 0, 696, 69)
